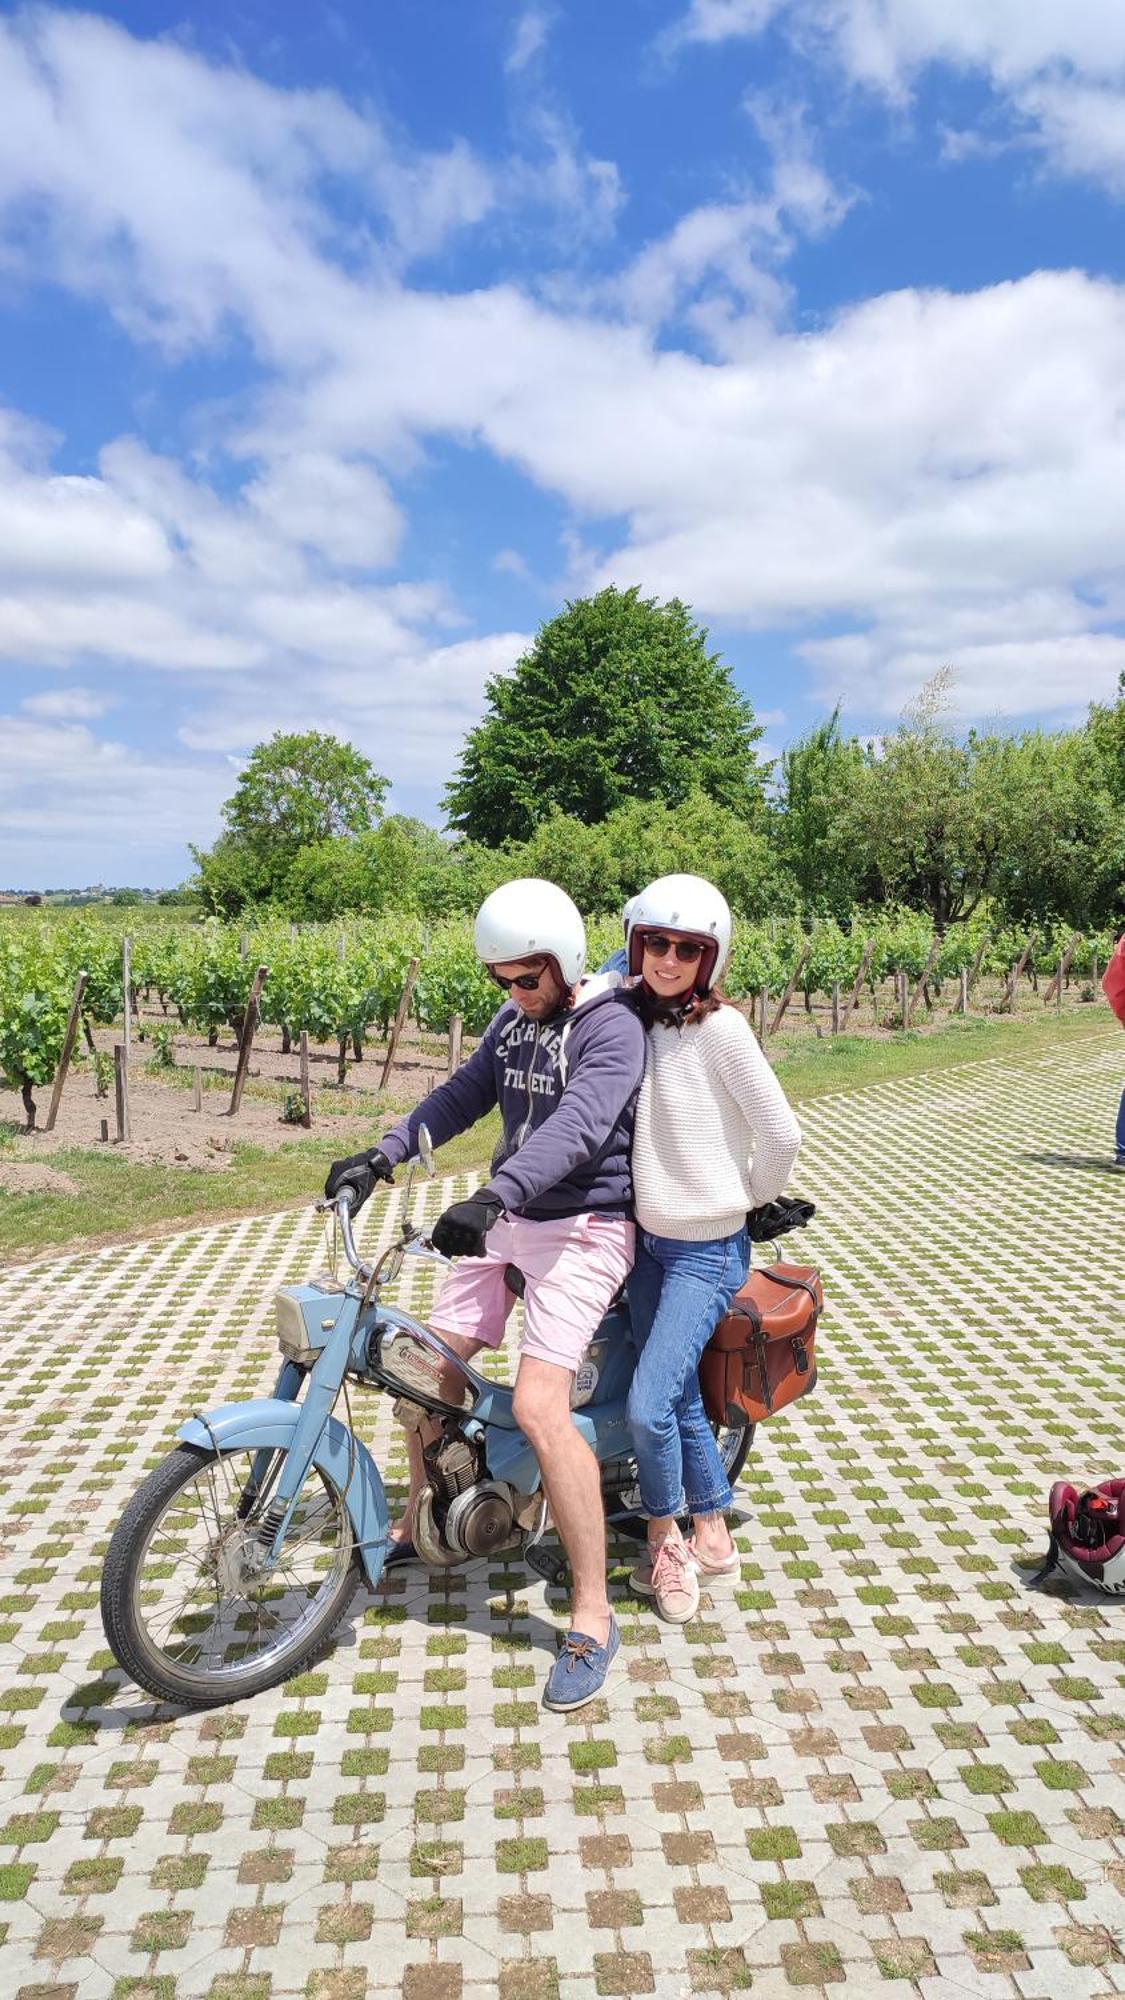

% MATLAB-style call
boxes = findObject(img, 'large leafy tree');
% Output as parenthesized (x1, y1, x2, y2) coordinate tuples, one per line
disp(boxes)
(444, 586, 767, 844)
(194, 730, 388, 909)
(224, 730, 387, 855)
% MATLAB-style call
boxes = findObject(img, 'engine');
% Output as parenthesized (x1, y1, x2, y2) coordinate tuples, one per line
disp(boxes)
(406, 1422, 534, 1565)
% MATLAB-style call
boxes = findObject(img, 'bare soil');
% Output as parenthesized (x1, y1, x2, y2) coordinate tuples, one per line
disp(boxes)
(0, 1003, 470, 1173)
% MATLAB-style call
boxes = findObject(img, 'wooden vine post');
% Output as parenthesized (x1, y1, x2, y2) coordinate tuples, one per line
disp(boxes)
(908, 935, 943, 1015)
(380, 958, 421, 1092)
(1042, 934, 1081, 1008)
(228, 964, 269, 1116)
(966, 931, 991, 999)
(114, 1044, 131, 1143)
(45, 969, 88, 1132)
(838, 939, 875, 1031)
(769, 944, 811, 1035)
(299, 1030, 312, 1127)
(122, 935, 132, 1064)
(447, 1014, 463, 1079)
(1003, 931, 1038, 1011)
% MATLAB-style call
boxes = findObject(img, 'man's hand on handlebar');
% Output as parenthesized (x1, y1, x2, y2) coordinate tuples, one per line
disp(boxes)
(432, 1190, 504, 1258)
(324, 1147, 395, 1213)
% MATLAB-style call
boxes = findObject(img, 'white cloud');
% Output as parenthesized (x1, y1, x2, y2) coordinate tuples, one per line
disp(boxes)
(615, 96, 852, 337)
(245, 454, 403, 569)
(666, 0, 1125, 195)
(20, 686, 115, 720)
(506, 6, 554, 75)
(0, 716, 229, 859)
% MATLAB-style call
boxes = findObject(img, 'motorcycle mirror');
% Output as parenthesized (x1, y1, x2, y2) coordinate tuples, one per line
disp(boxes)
(417, 1123, 435, 1177)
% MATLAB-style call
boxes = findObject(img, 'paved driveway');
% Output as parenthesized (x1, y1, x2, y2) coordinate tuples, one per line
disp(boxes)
(1, 1028, 1123, 1999)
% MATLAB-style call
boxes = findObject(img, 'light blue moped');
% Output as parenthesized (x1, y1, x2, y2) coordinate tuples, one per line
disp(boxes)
(100, 1130, 753, 1708)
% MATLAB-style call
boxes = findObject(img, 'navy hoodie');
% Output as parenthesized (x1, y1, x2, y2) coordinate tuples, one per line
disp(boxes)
(380, 984, 645, 1220)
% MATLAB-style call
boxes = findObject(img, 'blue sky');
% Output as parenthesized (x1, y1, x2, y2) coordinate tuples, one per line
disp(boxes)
(1, 0, 1124, 886)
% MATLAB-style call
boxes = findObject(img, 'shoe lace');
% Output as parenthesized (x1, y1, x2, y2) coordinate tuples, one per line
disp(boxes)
(650, 1538, 692, 1593)
(561, 1635, 596, 1673)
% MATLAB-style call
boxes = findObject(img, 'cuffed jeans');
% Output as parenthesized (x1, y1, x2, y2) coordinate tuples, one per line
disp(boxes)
(626, 1226, 751, 1520)
(1117, 1085, 1125, 1162)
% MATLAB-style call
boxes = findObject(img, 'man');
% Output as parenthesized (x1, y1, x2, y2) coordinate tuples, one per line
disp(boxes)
(325, 879, 646, 1709)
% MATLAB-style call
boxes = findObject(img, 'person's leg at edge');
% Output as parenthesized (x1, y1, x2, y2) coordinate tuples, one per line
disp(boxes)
(684, 1228, 749, 1567)
(1116, 1082, 1125, 1163)
(512, 1354, 612, 1646)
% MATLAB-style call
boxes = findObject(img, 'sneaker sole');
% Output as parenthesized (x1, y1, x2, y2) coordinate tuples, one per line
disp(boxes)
(652, 1596, 700, 1624)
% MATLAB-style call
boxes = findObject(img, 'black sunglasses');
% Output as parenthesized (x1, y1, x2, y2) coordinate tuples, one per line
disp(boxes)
(642, 933, 705, 963)
(489, 963, 547, 992)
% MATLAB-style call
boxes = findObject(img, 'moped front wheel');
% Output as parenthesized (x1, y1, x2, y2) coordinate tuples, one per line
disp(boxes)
(101, 1443, 362, 1709)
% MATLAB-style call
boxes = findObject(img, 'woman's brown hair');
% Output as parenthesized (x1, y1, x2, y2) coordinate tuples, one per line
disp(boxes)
(633, 982, 727, 1031)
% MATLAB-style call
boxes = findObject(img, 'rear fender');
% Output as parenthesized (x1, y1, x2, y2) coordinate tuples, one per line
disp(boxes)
(177, 1399, 389, 1588)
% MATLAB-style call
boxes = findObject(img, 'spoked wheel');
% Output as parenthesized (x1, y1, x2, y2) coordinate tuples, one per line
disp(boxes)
(101, 1444, 362, 1709)
(607, 1415, 755, 1542)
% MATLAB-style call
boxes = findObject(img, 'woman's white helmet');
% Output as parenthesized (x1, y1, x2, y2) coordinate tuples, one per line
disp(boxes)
(474, 879, 587, 987)
(626, 874, 733, 989)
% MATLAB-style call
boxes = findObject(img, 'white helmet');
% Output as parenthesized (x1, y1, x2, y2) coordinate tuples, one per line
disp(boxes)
(621, 894, 638, 940)
(474, 879, 587, 987)
(626, 873, 732, 989)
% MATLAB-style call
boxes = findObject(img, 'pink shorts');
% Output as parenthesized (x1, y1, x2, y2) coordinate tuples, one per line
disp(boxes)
(429, 1210, 635, 1374)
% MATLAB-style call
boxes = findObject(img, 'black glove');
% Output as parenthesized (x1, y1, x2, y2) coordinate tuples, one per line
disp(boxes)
(324, 1147, 395, 1212)
(746, 1196, 816, 1243)
(432, 1191, 505, 1258)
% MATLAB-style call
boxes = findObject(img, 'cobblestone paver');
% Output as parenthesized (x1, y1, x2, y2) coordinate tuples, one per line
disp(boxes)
(1, 1027, 1123, 1998)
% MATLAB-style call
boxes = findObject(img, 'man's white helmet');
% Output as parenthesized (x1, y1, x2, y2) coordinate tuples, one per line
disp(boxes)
(474, 879, 587, 987)
(626, 874, 733, 988)
(621, 894, 638, 940)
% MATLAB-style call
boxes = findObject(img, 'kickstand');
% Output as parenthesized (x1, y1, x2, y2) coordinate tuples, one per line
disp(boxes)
(526, 1541, 569, 1589)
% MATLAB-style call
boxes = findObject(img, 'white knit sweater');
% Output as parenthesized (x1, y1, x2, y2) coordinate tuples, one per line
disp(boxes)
(632, 1005, 803, 1241)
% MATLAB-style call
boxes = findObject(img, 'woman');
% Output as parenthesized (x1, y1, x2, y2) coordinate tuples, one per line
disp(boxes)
(624, 875, 802, 1622)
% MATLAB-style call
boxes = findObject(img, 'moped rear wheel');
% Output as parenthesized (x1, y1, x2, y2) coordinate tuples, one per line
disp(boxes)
(101, 1443, 362, 1709)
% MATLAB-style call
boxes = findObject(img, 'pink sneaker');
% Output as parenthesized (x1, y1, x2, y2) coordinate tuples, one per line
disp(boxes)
(687, 1538, 740, 1581)
(645, 1537, 700, 1624)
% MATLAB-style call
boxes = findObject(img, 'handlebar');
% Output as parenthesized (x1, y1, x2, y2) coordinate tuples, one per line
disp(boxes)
(316, 1188, 444, 1288)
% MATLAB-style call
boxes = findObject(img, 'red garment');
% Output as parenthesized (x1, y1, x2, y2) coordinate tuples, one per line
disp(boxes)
(1103, 933, 1125, 1028)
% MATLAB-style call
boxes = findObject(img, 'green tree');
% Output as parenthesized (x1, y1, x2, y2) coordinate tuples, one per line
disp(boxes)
(1086, 673, 1125, 811)
(195, 730, 389, 907)
(191, 831, 271, 918)
(836, 676, 1009, 932)
(774, 708, 872, 918)
(444, 586, 767, 844)
(986, 727, 1122, 930)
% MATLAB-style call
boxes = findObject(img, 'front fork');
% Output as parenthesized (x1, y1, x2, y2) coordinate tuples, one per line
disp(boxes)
(237, 1360, 305, 1521)
(241, 1305, 359, 1567)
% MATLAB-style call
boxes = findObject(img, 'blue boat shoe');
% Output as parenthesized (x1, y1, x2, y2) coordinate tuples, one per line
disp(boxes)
(543, 1617, 620, 1711)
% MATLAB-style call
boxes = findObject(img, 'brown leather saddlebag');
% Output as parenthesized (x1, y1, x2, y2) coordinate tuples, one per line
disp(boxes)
(699, 1262, 823, 1427)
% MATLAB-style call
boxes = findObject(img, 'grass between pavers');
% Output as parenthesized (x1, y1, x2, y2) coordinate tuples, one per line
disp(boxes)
(0, 1005, 1115, 1261)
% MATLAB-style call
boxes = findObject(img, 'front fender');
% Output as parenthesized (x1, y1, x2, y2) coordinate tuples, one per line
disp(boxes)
(178, 1399, 389, 1589)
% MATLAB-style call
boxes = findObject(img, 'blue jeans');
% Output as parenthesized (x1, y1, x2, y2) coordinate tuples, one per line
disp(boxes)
(1117, 1085, 1125, 1162)
(626, 1227, 751, 1520)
